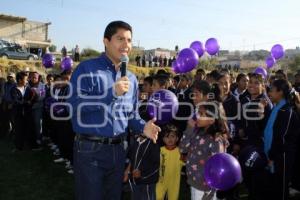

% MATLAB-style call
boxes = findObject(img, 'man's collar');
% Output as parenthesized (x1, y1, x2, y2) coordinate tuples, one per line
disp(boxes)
(100, 53, 115, 69)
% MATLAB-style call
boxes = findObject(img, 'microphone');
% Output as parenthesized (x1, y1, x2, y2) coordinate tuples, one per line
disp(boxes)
(120, 55, 129, 77)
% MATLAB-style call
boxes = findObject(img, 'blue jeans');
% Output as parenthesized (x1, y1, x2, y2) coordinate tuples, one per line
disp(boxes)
(74, 138, 127, 200)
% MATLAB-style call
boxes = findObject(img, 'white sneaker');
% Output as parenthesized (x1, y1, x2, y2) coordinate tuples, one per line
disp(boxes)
(54, 158, 65, 163)
(65, 164, 73, 170)
(50, 145, 57, 150)
(67, 169, 74, 174)
(48, 142, 54, 147)
(65, 160, 71, 166)
(53, 148, 60, 155)
(290, 188, 300, 197)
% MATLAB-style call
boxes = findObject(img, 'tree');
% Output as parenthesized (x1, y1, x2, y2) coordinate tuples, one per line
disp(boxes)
(289, 55, 300, 73)
(243, 50, 269, 60)
(81, 48, 100, 57)
(197, 58, 219, 70)
(48, 45, 57, 52)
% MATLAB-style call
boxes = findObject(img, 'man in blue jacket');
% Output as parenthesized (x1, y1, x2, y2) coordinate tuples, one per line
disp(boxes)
(67, 21, 161, 200)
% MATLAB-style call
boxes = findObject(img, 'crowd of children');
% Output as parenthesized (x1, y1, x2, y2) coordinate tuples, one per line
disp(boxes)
(131, 68, 300, 200)
(1, 67, 300, 200)
(0, 69, 75, 174)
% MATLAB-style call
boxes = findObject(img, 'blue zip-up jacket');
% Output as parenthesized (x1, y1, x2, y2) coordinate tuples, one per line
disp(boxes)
(3, 81, 16, 103)
(67, 53, 145, 137)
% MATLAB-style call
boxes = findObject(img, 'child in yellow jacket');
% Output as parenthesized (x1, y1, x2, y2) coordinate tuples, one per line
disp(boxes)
(156, 124, 184, 200)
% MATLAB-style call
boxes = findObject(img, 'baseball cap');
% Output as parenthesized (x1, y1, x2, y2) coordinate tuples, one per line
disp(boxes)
(7, 72, 15, 78)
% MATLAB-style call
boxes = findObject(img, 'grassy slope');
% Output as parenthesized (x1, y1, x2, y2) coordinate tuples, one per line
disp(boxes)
(0, 58, 189, 78)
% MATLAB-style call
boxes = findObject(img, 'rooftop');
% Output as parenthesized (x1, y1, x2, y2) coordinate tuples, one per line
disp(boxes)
(0, 13, 26, 22)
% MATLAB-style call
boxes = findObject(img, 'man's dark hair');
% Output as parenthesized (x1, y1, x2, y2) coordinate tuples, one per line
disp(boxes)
(216, 73, 230, 81)
(249, 73, 264, 84)
(236, 73, 247, 83)
(173, 75, 180, 83)
(29, 71, 38, 75)
(16, 71, 28, 83)
(191, 80, 211, 95)
(104, 21, 132, 41)
(210, 70, 221, 81)
(61, 69, 73, 76)
(156, 69, 170, 77)
(180, 74, 189, 81)
(153, 74, 168, 87)
(271, 79, 292, 100)
(46, 74, 54, 79)
(156, 69, 165, 74)
(144, 76, 153, 86)
(275, 69, 287, 80)
(54, 75, 62, 81)
(220, 68, 230, 75)
(196, 68, 206, 76)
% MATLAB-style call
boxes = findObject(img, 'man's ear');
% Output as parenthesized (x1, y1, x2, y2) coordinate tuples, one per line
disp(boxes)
(103, 38, 109, 48)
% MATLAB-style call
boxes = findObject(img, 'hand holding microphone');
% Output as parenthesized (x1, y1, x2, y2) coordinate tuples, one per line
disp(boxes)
(120, 55, 129, 77)
(114, 55, 130, 96)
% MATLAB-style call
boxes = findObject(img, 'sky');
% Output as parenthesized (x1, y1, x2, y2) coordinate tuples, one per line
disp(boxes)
(2, 0, 300, 52)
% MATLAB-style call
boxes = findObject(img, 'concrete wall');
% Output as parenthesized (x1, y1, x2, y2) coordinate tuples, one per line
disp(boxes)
(144, 49, 173, 58)
(23, 21, 47, 41)
(0, 19, 23, 40)
(0, 19, 48, 42)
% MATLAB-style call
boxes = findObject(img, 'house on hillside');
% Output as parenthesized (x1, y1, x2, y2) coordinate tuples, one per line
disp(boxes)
(218, 58, 241, 70)
(0, 13, 51, 55)
(144, 48, 176, 59)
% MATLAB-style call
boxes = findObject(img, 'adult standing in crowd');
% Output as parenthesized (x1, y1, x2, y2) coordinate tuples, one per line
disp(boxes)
(61, 46, 67, 58)
(28, 71, 46, 147)
(68, 21, 161, 200)
(74, 45, 80, 62)
(0, 69, 6, 138)
(1, 72, 16, 137)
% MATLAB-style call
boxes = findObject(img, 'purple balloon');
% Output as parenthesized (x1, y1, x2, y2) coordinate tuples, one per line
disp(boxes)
(147, 89, 179, 125)
(172, 60, 181, 74)
(190, 41, 205, 57)
(42, 53, 55, 68)
(61, 57, 73, 70)
(265, 55, 275, 69)
(204, 153, 242, 191)
(271, 44, 284, 60)
(205, 38, 220, 56)
(176, 48, 199, 73)
(254, 66, 268, 79)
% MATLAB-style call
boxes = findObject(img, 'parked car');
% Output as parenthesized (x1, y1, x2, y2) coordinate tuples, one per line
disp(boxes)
(0, 39, 10, 49)
(0, 47, 38, 60)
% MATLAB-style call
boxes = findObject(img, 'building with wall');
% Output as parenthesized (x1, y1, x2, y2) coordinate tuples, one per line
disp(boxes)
(0, 13, 51, 54)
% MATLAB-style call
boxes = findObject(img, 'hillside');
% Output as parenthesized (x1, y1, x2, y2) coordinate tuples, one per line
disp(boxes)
(0, 58, 185, 79)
